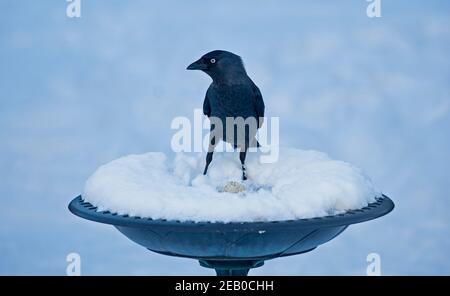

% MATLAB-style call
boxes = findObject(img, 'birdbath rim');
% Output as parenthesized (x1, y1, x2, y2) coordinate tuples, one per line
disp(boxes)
(68, 194, 394, 230)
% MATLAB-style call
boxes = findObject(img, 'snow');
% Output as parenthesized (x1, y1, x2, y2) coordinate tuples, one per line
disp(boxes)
(83, 148, 380, 222)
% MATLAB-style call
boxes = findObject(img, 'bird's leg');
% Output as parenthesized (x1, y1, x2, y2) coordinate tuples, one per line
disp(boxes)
(239, 147, 248, 181)
(204, 131, 217, 176)
(204, 151, 213, 175)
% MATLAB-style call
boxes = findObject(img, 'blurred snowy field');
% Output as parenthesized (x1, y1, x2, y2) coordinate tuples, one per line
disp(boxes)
(0, 0, 449, 275)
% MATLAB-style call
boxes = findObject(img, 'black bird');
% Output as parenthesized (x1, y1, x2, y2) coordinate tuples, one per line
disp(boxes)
(187, 50, 265, 180)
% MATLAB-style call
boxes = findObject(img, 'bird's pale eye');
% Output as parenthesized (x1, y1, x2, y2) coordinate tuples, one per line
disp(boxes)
(210, 58, 216, 64)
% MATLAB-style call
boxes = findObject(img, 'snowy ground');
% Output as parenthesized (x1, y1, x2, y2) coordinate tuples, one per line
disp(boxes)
(1, 1, 450, 275)
(84, 148, 378, 222)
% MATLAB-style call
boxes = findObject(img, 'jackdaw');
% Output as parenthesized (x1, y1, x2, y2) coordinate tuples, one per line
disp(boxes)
(187, 50, 265, 180)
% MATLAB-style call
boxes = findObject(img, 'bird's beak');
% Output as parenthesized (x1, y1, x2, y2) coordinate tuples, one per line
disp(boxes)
(187, 58, 208, 70)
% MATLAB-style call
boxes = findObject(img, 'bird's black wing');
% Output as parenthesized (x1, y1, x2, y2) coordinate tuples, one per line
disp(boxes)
(203, 91, 211, 117)
(250, 81, 265, 128)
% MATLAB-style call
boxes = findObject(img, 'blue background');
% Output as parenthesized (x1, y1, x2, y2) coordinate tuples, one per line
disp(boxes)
(0, 0, 449, 275)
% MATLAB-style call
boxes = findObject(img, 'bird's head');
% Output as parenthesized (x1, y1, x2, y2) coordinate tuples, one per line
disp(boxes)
(187, 50, 247, 82)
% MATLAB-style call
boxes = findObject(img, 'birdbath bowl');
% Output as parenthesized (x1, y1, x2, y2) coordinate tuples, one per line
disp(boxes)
(68, 195, 394, 275)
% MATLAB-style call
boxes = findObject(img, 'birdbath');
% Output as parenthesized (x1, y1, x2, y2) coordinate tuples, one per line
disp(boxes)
(68, 194, 394, 275)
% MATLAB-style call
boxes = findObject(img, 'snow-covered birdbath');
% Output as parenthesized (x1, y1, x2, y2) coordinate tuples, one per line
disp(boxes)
(68, 148, 394, 275)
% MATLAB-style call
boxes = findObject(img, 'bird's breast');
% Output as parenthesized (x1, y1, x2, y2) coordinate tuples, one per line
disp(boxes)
(208, 85, 256, 118)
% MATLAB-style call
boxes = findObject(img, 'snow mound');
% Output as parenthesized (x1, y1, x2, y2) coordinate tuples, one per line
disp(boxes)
(83, 148, 380, 222)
